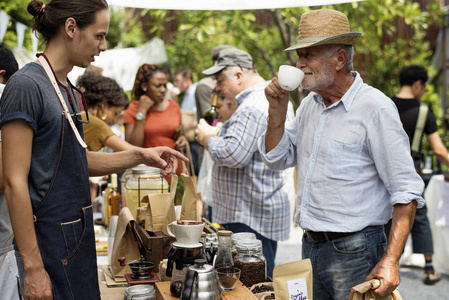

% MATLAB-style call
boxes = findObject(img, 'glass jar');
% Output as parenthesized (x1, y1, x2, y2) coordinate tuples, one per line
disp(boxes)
(231, 232, 256, 254)
(234, 239, 266, 287)
(213, 230, 234, 269)
(123, 165, 169, 219)
(124, 284, 156, 300)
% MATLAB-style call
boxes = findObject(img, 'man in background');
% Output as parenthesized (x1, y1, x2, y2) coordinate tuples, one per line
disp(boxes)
(174, 67, 199, 174)
(0, 43, 23, 299)
(196, 48, 295, 278)
(387, 65, 446, 284)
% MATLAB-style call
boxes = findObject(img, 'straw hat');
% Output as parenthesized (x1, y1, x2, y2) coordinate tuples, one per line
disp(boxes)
(285, 9, 361, 52)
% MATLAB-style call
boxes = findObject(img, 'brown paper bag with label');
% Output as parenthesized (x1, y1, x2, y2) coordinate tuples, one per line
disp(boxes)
(141, 175, 178, 235)
(180, 174, 198, 221)
(273, 258, 313, 300)
(110, 207, 140, 280)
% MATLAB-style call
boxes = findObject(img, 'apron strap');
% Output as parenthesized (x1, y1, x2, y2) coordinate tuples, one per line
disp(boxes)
(37, 55, 87, 149)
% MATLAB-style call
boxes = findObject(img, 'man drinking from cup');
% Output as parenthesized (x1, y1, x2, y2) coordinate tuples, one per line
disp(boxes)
(259, 9, 424, 300)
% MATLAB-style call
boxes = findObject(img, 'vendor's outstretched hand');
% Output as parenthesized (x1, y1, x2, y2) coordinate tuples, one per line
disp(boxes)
(141, 146, 188, 176)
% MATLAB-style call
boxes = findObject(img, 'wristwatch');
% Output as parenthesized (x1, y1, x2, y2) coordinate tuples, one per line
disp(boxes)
(136, 112, 145, 121)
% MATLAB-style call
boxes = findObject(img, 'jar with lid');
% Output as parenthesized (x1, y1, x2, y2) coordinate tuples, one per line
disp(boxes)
(123, 165, 169, 219)
(231, 232, 256, 255)
(213, 230, 234, 269)
(124, 284, 156, 300)
(234, 239, 266, 287)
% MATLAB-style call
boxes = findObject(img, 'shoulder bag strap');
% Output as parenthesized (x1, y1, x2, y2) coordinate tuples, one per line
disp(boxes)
(37, 56, 87, 148)
(411, 103, 429, 153)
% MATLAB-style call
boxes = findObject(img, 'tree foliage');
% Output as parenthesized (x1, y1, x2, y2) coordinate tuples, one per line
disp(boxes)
(2, 0, 446, 150)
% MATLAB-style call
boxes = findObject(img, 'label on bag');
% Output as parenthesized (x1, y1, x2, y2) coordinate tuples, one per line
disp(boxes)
(287, 277, 308, 300)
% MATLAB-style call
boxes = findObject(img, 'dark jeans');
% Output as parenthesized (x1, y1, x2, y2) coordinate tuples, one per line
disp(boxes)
(302, 225, 386, 300)
(221, 222, 277, 279)
(384, 204, 434, 254)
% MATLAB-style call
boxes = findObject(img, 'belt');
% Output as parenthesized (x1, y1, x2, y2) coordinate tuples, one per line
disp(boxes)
(304, 230, 354, 243)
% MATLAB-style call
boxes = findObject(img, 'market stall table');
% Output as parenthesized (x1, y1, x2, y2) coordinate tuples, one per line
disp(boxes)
(155, 280, 258, 299)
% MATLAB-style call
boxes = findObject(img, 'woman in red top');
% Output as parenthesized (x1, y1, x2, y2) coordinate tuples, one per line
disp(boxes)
(124, 64, 187, 174)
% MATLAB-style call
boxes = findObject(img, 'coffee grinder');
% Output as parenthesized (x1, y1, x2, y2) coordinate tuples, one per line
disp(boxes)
(166, 242, 205, 296)
(118, 222, 159, 286)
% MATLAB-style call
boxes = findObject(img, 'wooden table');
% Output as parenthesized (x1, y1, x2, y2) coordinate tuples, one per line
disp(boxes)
(155, 280, 258, 299)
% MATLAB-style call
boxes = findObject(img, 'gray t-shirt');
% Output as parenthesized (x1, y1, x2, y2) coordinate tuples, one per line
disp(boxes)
(0, 62, 82, 209)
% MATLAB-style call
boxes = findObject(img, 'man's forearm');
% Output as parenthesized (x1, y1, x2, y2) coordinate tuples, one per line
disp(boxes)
(385, 201, 417, 262)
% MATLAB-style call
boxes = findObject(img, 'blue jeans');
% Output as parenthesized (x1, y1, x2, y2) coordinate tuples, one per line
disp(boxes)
(221, 222, 277, 279)
(302, 225, 386, 300)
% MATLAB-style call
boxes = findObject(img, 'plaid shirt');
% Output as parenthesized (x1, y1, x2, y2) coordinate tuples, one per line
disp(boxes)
(208, 82, 295, 241)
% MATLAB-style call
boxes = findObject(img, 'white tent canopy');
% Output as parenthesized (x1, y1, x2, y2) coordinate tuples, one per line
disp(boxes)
(68, 37, 167, 91)
(106, 0, 363, 10)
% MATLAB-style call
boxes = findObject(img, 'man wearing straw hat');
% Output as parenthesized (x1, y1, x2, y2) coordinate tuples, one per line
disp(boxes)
(259, 9, 424, 299)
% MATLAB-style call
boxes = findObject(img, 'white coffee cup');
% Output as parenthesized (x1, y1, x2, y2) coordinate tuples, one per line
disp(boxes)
(278, 65, 304, 91)
(167, 220, 204, 245)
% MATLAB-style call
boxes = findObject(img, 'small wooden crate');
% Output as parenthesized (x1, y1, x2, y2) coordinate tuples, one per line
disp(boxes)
(136, 225, 176, 273)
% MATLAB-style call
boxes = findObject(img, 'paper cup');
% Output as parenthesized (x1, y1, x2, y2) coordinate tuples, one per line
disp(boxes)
(278, 65, 304, 91)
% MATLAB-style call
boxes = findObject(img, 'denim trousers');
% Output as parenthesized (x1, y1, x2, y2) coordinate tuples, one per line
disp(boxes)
(221, 222, 277, 279)
(302, 225, 386, 300)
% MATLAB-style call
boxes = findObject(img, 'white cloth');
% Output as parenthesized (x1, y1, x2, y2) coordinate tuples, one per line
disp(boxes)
(0, 250, 22, 300)
(423, 175, 449, 275)
(435, 179, 449, 227)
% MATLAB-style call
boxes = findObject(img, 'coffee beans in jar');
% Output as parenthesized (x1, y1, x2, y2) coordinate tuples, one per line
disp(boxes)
(234, 239, 266, 287)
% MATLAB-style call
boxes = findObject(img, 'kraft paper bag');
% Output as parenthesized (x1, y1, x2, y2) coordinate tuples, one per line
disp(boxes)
(110, 207, 140, 280)
(273, 258, 313, 300)
(141, 175, 178, 235)
(349, 279, 402, 300)
(180, 174, 198, 221)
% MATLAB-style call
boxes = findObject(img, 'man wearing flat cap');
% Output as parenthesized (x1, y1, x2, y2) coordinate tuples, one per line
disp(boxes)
(259, 9, 424, 299)
(196, 48, 295, 278)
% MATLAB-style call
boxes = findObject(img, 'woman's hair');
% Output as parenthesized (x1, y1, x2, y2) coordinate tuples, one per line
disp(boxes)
(76, 74, 128, 110)
(131, 64, 165, 100)
(27, 0, 108, 44)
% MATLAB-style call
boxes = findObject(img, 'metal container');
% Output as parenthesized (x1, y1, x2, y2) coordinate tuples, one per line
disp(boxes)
(124, 284, 156, 300)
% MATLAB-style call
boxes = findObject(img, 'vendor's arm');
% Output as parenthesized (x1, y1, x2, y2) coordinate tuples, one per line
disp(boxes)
(104, 134, 139, 152)
(2, 120, 53, 299)
(87, 146, 188, 177)
(366, 201, 417, 296)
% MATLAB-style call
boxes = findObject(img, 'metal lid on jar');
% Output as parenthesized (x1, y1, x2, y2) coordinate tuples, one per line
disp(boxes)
(231, 232, 256, 245)
(124, 284, 156, 299)
(236, 239, 263, 252)
(131, 164, 162, 175)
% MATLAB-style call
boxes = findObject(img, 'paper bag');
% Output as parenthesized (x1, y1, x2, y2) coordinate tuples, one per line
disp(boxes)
(180, 174, 198, 221)
(141, 175, 178, 235)
(273, 259, 313, 300)
(110, 207, 140, 279)
(349, 279, 402, 300)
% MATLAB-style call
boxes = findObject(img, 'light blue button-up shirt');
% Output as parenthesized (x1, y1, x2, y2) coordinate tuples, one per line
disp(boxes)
(259, 72, 425, 233)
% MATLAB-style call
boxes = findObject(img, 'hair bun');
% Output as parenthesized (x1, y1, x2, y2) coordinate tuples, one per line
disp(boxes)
(27, 0, 45, 18)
